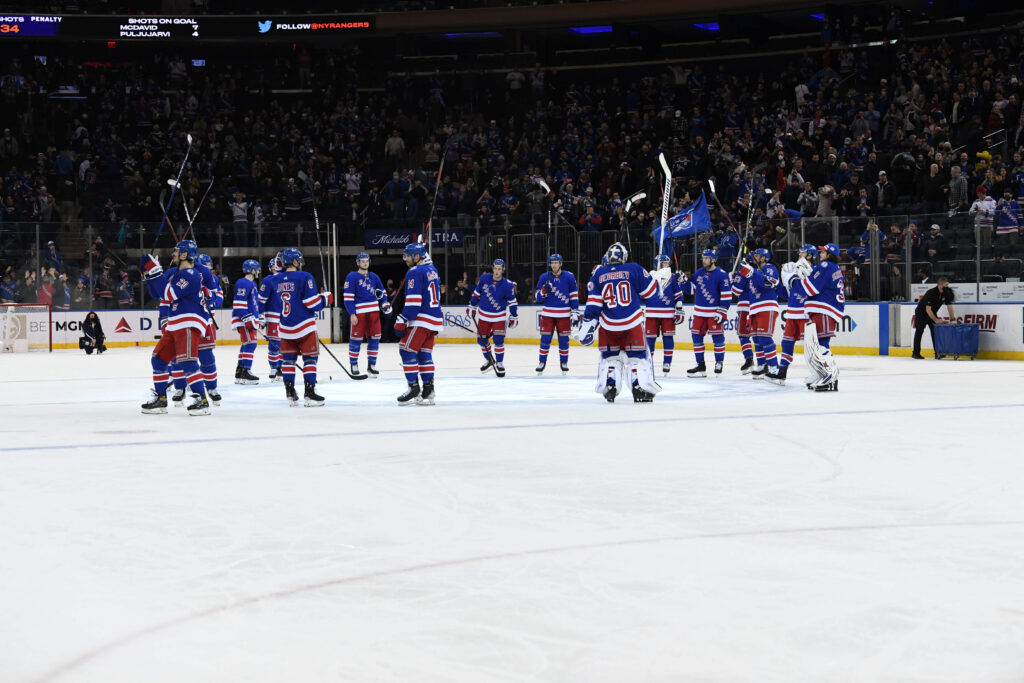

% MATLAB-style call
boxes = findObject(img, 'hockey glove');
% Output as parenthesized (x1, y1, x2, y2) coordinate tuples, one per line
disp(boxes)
(467, 305, 477, 321)
(673, 302, 685, 326)
(393, 315, 408, 338)
(374, 288, 388, 300)
(141, 254, 163, 280)
(321, 291, 334, 307)
(158, 316, 168, 331)
(508, 315, 519, 329)
(676, 271, 689, 285)
(576, 316, 599, 346)
(381, 301, 393, 316)
(738, 262, 754, 277)
(570, 309, 581, 325)
(763, 273, 779, 289)
(714, 309, 727, 325)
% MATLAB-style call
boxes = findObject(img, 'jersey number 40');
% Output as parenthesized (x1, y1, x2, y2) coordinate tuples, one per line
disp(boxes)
(601, 281, 632, 308)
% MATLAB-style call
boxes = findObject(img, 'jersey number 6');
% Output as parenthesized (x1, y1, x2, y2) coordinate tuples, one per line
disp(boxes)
(281, 292, 291, 317)
(601, 281, 632, 308)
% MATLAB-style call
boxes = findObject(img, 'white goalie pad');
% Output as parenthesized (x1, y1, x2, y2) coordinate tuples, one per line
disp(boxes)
(803, 325, 839, 387)
(595, 355, 625, 396)
(629, 351, 663, 394)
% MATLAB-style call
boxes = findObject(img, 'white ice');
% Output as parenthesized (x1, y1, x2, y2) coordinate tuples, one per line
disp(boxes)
(2, 344, 1024, 683)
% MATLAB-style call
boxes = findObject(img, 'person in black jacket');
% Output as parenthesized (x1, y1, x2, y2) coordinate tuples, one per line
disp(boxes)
(79, 311, 107, 354)
(913, 277, 956, 359)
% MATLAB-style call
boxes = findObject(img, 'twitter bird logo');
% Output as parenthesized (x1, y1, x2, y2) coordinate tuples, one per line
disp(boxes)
(257, 20, 272, 33)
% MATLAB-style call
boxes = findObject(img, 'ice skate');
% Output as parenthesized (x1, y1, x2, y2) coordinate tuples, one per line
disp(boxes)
(768, 366, 787, 386)
(284, 381, 300, 407)
(751, 365, 767, 380)
(367, 365, 380, 378)
(398, 382, 422, 406)
(420, 380, 435, 405)
(207, 390, 222, 406)
(303, 381, 325, 407)
(186, 393, 211, 416)
(739, 358, 754, 374)
(141, 391, 168, 414)
(536, 362, 546, 376)
(686, 362, 707, 378)
(714, 362, 723, 376)
(495, 362, 506, 378)
(560, 362, 569, 375)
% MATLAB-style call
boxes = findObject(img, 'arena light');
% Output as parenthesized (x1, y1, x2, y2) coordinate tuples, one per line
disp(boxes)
(809, 13, 825, 21)
(569, 26, 612, 35)
(693, 22, 720, 32)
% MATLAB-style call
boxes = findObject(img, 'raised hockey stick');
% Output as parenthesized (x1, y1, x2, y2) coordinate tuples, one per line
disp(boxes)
(175, 175, 215, 241)
(657, 153, 672, 256)
(152, 133, 193, 251)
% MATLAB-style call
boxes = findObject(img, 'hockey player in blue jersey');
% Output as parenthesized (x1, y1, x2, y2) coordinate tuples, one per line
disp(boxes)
(785, 243, 845, 391)
(195, 253, 223, 405)
(258, 255, 284, 381)
(769, 244, 816, 386)
(534, 253, 579, 375)
(644, 254, 685, 374)
(344, 252, 390, 378)
(738, 248, 781, 379)
(468, 259, 518, 377)
(680, 249, 732, 377)
(140, 241, 212, 416)
(731, 262, 755, 374)
(395, 242, 443, 405)
(232, 259, 261, 385)
(577, 242, 661, 403)
(271, 248, 332, 406)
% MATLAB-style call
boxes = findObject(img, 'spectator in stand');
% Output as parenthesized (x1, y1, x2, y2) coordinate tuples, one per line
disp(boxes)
(947, 166, 970, 215)
(578, 205, 603, 231)
(117, 273, 135, 309)
(1, 269, 18, 303)
(43, 241, 63, 273)
(871, 170, 896, 214)
(969, 185, 996, 252)
(229, 192, 251, 248)
(995, 188, 1021, 248)
(54, 272, 71, 311)
(925, 224, 951, 262)
(95, 265, 115, 310)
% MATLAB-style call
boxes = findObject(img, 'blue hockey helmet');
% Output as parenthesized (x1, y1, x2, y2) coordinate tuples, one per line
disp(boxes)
(493, 258, 506, 269)
(799, 243, 816, 257)
(819, 243, 840, 258)
(280, 247, 304, 269)
(605, 241, 628, 264)
(548, 253, 563, 265)
(654, 254, 671, 268)
(175, 239, 198, 262)
(356, 251, 370, 264)
(196, 253, 213, 268)
(753, 247, 771, 262)
(403, 242, 428, 259)
(268, 255, 283, 273)
(242, 259, 260, 275)
(701, 248, 717, 261)
(600, 255, 609, 266)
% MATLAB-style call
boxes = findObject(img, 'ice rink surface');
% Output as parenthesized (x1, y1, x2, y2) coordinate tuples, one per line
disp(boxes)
(2, 343, 1024, 683)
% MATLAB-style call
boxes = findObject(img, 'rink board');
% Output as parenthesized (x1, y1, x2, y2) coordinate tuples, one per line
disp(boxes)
(40, 303, 1024, 359)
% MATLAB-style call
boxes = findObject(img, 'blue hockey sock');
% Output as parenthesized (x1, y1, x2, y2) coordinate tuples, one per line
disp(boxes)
(819, 336, 832, 349)
(301, 355, 317, 386)
(367, 336, 380, 367)
(477, 335, 491, 359)
(691, 334, 705, 364)
(180, 359, 206, 396)
(756, 336, 778, 369)
(400, 348, 419, 384)
(348, 337, 362, 368)
(493, 335, 505, 363)
(780, 336, 795, 368)
(739, 336, 753, 360)
(663, 333, 674, 365)
(282, 353, 297, 385)
(539, 333, 552, 365)
(199, 347, 217, 390)
(171, 363, 186, 392)
(712, 334, 726, 363)
(238, 342, 257, 369)
(418, 349, 434, 383)
(557, 334, 569, 364)
(268, 338, 282, 370)
(151, 355, 169, 395)
(646, 332, 657, 354)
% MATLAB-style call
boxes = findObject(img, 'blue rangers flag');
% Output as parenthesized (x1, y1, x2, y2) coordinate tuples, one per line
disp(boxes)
(651, 191, 713, 239)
